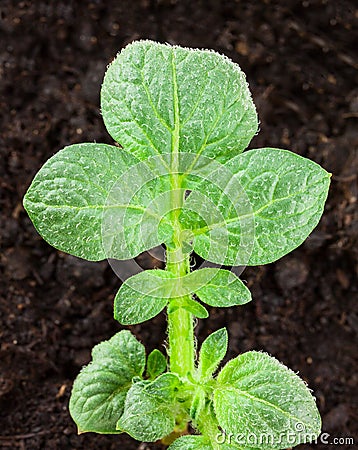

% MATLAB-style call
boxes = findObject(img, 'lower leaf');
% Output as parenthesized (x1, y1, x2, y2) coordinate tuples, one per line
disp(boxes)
(168, 435, 212, 450)
(69, 330, 145, 434)
(213, 351, 321, 449)
(168, 435, 249, 450)
(197, 328, 228, 381)
(117, 376, 181, 442)
(146, 349, 167, 379)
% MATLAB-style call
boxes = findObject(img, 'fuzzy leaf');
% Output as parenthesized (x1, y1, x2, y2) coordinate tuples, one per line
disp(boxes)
(168, 435, 212, 449)
(182, 148, 331, 265)
(213, 351, 321, 449)
(168, 435, 247, 450)
(189, 389, 206, 421)
(100, 159, 172, 260)
(197, 328, 228, 381)
(147, 349, 167, 379)
(117, 378, 180, 441)
(114, 270, 175, 324)
(184, 269, 252, 307)
(115, 267, 250, 325)
(101, 40, 258, 168)
(179, 296, 209, 318)
(23, 143, 173, 261)
(145, 372, 182, 398)
(23, 143, 139, 261)
(69, 330, 145, 434)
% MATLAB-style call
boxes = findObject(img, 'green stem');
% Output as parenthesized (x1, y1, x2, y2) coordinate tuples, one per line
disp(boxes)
(167, 298, 194, 377)
(166, 50, 194, 378)
(166, 185, 194, 378)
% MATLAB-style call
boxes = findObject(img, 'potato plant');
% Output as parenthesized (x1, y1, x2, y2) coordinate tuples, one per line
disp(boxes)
(24, 41, 330, 449)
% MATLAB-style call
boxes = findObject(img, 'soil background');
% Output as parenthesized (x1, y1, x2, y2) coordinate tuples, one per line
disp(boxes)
(0, 1, 357, 449)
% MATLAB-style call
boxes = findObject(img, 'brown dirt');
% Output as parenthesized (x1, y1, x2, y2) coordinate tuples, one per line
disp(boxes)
(1, 1, 357, 449)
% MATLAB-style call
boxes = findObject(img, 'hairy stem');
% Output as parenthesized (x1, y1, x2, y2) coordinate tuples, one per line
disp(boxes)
(167, 52, 194, 377)
(166, 184, 194, 378)
(166, 49, 194, 378)
(167, 290, 194, 377)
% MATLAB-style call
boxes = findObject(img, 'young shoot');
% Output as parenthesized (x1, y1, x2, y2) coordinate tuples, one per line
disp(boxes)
(24, 40, 330, 449)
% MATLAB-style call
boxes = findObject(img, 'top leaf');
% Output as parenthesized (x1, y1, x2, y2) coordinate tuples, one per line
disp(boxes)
(181, 148, 331, 265)
(23, 143, 139, 261)
(23, 143, 170, 261)
(101, 40, 258, 166)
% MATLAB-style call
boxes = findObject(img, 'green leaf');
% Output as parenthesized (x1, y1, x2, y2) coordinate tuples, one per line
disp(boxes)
(178, 296, 209, 318)
(197, 328, 228, 381)
(117, 378, 180, 441)
(184, 269, 252, 307)
(168, 435, 247, 450)
(182, 148, 331, 265)
(100, 158, 172, 260)
(168, 435, 212, 450)
(189, 389, 206, 421)
(114, 267, 250, 325)
(147, 349, 167, 379)
(23, 143, 139, 261)
(145, 372, 182, 398)
(101, 40, 258, 168)
(213, 351, 322, 449)
(114, 270, 175, 324)
(23, 143, 173, 261)
(69, 330, 145, 434)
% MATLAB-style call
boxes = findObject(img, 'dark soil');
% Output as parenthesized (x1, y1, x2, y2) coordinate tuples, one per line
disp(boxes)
(1, 1, 357, 449)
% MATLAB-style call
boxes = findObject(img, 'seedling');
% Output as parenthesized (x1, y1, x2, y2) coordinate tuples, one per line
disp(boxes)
(24, 41, 330, 449)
